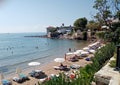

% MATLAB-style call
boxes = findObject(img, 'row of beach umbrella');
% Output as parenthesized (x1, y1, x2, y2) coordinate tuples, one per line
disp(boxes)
(0, 58, 64, 82)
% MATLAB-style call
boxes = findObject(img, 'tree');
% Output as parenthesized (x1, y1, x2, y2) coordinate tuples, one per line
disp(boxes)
(86, 20, 101, 31)
(74, 17, 88, 31)
(111, 0, 120, 11)
(49, 27, 57, 33)
(93, 0, 111, 25)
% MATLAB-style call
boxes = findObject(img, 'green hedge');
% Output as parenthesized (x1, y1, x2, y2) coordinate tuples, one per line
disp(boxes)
(39, 43, 115, 85)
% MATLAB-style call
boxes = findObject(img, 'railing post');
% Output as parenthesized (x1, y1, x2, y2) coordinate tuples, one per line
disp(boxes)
(116, 45, 120, 69)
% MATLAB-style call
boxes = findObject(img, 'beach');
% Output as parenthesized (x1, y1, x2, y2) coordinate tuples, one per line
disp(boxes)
(0, 33, 90, 76)
(0, 33, 100, 85)
(5, 53, 93, 85)
(1, 40, 97, 85)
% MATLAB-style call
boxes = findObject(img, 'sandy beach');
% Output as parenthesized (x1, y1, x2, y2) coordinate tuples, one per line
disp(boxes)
(1, 41, 97, 85)
(8, 56, 93, 85)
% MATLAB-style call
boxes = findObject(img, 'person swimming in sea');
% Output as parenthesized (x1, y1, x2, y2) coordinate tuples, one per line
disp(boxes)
(69, 48, 71, 52)
(35, 46, 39, 49)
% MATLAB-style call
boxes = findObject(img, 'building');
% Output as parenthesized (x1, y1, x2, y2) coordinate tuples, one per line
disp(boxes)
(46, 24, 73, 38)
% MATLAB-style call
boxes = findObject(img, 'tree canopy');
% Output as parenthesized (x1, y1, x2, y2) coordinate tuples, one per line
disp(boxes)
(93, 0, 112, 25)
(73, 17, 88, 31)
(86, 20, 101, 31)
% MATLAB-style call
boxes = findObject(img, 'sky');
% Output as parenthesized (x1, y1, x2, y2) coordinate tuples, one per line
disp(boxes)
(0, 0, 96, 33)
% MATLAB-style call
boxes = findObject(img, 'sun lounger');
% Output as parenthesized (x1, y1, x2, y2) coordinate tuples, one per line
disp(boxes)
(29, 70, 46, 78)
(70, 64, 81, 69)
(83, 47, 90, 51)
(39, 78, 46, 83)
(80, 51, 89, 57)
(2, 79, 12, 85)
(53, 66, 60, 70)
(19, 73, 29, 81)
(88, 49, 96, 54)
(12, 77, 23, 83)
(68, 57, 78, 62)
(53, 65, 69, 71)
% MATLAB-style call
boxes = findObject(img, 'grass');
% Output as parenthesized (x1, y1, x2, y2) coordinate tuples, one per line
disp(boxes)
(109, 60, 116, 67)
(109, 53, 116, 68)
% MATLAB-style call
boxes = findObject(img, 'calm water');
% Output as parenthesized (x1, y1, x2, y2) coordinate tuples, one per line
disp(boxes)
(0, 32, 88, 75)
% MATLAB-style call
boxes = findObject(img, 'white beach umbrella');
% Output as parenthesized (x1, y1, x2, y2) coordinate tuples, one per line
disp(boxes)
(73, 51, 79, 55)
(28, 62, 40, 66)
(81, 51, 89, 57)
(101, 25, 109, 29)
(76, 50, 83, 53)
(81, 51, 89, 54)
(89, 49, 96, 54)
(66, 52, 74, 55)
(28, 62, 40, 70)
(54, 58, 65, 63)
(83, 47, 89, 51)
(88, 44, 94, 47)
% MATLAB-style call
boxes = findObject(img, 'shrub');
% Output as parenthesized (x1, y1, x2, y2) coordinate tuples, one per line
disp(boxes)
(38, 43, 115, 85)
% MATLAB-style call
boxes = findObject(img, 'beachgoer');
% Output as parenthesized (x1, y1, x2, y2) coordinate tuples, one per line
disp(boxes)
(60, 63, 63, 66)
(64, 54, 66, 60)
(11, 51, 13, 54)
(74, 48, 76, 52)
(69, 48, 71, 52)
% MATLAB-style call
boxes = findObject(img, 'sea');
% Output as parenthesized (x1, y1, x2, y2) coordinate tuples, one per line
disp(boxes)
(0, 32, 89, 76)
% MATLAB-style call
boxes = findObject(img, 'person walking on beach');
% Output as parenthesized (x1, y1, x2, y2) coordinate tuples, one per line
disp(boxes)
(64, 54, 67, 60)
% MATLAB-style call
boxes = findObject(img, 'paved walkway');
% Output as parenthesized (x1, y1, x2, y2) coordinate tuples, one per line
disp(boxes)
(94, 57, 120, 85)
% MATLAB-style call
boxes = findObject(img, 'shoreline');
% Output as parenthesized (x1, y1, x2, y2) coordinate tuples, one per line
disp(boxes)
(3, 40, 91, 76)
(2, 40, 97, 85)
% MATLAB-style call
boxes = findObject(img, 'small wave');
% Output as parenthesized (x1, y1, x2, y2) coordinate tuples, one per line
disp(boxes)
(0, 54, 52, 68)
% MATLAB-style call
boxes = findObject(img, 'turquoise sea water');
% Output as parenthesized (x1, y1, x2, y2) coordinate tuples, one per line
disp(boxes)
(0, 32, 88, 75)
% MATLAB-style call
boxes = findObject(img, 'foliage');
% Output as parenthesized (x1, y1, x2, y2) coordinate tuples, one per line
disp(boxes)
(96, 27, 120, 44)
(112, 27, 120, 44)
(82, 31, 87, 40)
(111, 0, 120, 12)
(49, 27, 57, 33)
(50, 32, 60, 38)
(116, 11, 120, 20)
(93, 0, 111, 25)
(74, 17, 88, 31)
(111, 22, 120, 32)
(109, 60, 116, 67)
(96, 31, 106, 39)
(38, 43, 115, 85)
(86, 20, 101, 31)
(109, 53, 116, 68)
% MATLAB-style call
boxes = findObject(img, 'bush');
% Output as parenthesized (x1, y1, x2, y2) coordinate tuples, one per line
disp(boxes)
(38, 43, 115, 85)
(82, 31, 87, 40)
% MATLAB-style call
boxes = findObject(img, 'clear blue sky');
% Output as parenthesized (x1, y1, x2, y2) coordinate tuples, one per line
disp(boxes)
(0, 0, 96, 33)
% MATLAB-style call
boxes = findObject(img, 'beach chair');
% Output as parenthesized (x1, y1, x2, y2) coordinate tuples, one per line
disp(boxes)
(70, 64, 81, 69)
(53, 65, 69, 71)
(19, 73, 29, 81)
(2, 79, 12, 85)
(29, 70, 46, 79)
(68, 57, 78, 62)
(53, 66, 60, 70)
(12, 77, 23, 83)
